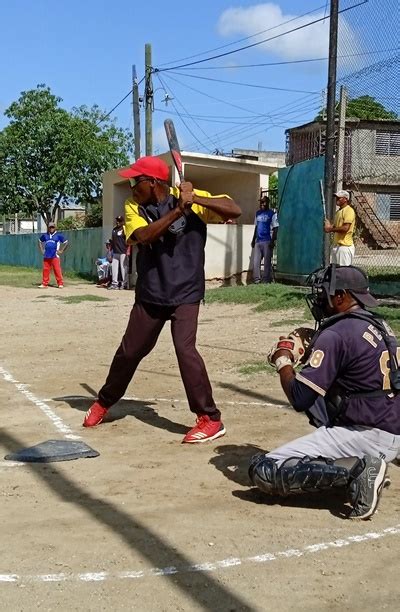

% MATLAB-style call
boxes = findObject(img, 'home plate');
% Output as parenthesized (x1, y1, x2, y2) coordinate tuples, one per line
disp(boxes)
(4, 440, 99, 463)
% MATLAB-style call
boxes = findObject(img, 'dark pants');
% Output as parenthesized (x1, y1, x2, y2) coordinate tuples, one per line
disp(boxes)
(98, 301, 220, 421)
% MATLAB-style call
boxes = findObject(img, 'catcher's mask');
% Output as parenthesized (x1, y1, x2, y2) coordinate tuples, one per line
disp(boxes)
(305, 264, 378, 325)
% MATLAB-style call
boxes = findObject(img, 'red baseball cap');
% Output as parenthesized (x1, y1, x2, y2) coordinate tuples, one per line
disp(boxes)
(118, 156, 169, 181)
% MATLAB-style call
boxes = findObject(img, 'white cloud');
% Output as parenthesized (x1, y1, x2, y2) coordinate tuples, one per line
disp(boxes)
(217, 3, 359, 61)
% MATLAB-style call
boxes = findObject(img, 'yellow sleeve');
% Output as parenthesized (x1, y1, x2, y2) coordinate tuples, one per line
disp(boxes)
(170, 187, 230, 224)
(342, 206, 355, 224)
(124, 199, 147, 244)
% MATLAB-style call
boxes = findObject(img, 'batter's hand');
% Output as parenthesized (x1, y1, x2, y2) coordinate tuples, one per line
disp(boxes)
(177, 181, 194, 212)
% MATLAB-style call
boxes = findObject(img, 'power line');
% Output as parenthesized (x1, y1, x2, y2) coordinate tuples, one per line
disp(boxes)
(156, 3, 328, 68)
(166, 70, 318, 94)
(95, 76, 145, 126)
(154, 1, 368, 72)
(154, 74, 214, 151)
(171, 47, 400, 71)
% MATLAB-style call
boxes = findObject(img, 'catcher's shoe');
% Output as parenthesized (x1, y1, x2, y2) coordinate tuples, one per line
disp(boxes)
(83, 401, 108, 427)
(182, 415, 226, 444)
(349, 455, 389, 520)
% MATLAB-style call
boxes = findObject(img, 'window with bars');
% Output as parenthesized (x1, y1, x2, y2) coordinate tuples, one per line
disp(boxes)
(376, 193, 400, 220)
(375, 131, 400, 156)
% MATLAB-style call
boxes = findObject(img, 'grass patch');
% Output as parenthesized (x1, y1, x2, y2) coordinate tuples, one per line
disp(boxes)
(206, 283, 309, 311)
(58, 294, 109, 304)
(270, 318, 310, 328)
(0, 265, 94, 288)
(238, 360, 273, 375)
(366, 267, 400, 282)
(33, 294, 110, 304)
(372, 306, 400, 335)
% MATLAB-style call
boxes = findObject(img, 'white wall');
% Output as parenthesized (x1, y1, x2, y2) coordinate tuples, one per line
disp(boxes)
(205, 224, 253, 278)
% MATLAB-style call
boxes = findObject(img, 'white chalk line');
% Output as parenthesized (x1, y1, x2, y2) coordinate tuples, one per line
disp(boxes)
(43, 394, 287, 410)
(0, 366, 80, 441)
(0, 523, 399, 584)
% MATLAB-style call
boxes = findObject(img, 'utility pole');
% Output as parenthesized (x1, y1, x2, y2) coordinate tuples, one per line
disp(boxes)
(144, 43, 153, 156)
(335, 85, 347, 193)
(132, 65, 141, 160)
(324, 0, 339, 266)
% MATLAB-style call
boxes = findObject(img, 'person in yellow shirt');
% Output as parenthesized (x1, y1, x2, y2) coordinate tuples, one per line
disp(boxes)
(83, 155, 242, 444)
(324, 190, 356, 265)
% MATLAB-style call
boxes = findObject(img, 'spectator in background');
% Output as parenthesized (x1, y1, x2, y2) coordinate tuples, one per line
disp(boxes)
(324, 190, 356, 266)
(109, 215, 128, 290)
(96, 239, 113, 287)
(38, 221, 69, 288)
(251, 196, 279, 284)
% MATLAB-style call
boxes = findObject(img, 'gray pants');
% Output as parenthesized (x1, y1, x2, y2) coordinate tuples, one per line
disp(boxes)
(267, 424, 400, 466)
(111, 253, 128, 288)
(253, 241, 273, 283)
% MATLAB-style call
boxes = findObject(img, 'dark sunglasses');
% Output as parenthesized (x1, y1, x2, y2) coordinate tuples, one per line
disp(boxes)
(129, 176, 152, 188)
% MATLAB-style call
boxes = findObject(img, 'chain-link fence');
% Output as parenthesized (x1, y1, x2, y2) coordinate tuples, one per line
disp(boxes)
(337, 0, 400, 293)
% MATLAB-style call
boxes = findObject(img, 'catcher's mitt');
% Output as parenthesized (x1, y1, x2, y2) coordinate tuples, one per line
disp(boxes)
(267, 327, 315, 369)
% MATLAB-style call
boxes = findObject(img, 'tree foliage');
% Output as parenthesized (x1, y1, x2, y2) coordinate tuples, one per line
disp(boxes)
(0, 85, 132, 224)
(315, 95, 398, 122)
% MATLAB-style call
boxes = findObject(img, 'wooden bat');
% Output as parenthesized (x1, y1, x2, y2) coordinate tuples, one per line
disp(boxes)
(164, 119, 184, 181)
(163, 119, 189, 233)
(319, 179, 327, 218)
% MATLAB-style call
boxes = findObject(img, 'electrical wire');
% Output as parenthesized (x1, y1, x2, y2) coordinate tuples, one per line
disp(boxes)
(154, 1, 368, 72)
(171, 47, 400, 71)
(95, 76, 145, 126)
(166, 70, 318, 95)
(154, 74, 214, 151)
(156, 3, 329, 68)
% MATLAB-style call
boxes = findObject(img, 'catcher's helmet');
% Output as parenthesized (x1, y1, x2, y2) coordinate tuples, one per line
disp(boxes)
(306, 264, 378, 323)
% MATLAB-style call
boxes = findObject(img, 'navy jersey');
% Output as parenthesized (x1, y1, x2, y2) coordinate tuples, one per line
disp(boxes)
(111, 226, 127, 254)
(296, 315, 400, 434)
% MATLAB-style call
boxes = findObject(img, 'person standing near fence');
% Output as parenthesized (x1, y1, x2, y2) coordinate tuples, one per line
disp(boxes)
(38, 221, 68, 288)
(109, 215, 128, 290)
(324, 190, 356, 265)
(251, 196, 278, 284)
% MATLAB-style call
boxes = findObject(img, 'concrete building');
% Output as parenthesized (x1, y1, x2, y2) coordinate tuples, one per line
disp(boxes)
(102, 150, 281, 281)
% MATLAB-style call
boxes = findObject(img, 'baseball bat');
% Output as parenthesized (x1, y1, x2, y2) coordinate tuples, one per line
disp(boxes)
(164, 119, 184, 181)
(319, 179, 327, 218)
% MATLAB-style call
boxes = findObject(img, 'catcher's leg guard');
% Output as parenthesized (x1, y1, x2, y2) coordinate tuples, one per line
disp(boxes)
(249, 454, 364, 496)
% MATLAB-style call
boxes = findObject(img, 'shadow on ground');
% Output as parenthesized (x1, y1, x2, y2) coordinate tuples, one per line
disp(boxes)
(210, 443, 350, 519)
(0, 430, 255, 611)
(54, 394, 189, 435)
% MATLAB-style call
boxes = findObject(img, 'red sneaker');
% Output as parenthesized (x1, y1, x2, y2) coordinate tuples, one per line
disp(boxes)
(182, 415, 226, 444)
(83, 401, 108, 427)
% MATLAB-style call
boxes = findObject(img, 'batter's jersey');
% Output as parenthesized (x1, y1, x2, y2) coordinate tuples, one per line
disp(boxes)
(123, 188, 226, 306)
(333, 204, 355, 246)
(296, 314, 400, 434)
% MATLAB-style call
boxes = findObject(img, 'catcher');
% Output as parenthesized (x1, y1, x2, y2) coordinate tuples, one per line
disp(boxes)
(249, 264, 400, 519)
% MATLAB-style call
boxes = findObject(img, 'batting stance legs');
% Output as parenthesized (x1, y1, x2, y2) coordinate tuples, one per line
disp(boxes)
(96, 301, 220, 419)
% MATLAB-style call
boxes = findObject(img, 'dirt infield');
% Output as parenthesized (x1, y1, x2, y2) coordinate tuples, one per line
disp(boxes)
(1, 283, 399, 611)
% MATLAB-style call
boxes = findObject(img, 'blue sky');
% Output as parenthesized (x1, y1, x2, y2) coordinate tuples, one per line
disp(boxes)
(0, 1, 374, 157)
